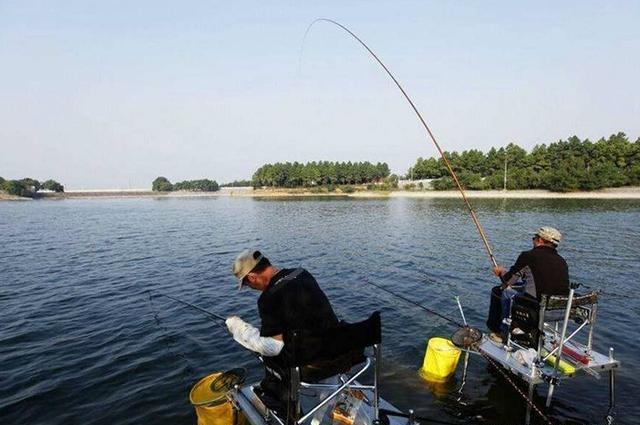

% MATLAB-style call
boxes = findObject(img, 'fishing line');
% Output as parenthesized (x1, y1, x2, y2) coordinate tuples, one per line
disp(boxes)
(146, 291, 196, 382)
(302, 18, 498, 269)
(152, 292, 227, 324)
(149, 291, 262, 361)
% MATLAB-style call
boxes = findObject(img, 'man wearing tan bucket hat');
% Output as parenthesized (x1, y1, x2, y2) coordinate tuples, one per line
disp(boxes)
(486, 226, 570, 343)
(226, 249, 340, 417)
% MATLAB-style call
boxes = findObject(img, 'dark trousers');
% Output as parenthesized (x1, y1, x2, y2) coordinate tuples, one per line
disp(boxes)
(486, 285, 504, 333)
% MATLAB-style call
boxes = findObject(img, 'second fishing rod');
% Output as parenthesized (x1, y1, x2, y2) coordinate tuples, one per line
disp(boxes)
(304, 18, 499, 270)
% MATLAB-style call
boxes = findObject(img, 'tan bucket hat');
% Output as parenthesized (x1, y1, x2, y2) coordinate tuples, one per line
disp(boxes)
(232, 250, 263, 289)
(535, 226, 562, 246)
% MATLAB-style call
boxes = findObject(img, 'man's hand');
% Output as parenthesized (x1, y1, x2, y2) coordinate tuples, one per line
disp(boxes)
(224, 316, 284, 356)
(225, 316, 246, 334)
(493, 265, 506, 277)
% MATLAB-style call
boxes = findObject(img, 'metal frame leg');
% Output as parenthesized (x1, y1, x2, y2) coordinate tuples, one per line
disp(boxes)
(606, 348, 616, 424)
(536, 299, 547, 365)
(290, 366, 301, 423)
(546, 289, 575, 408)
(525, 383, 535, 425)
(373, 344, 381, 422)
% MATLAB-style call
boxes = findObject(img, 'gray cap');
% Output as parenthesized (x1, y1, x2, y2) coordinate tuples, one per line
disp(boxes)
(536, 227, 562, 246)
(232, 250, 263, 289)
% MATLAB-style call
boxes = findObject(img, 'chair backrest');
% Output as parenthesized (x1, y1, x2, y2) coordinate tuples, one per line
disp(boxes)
(545, 290, 599, 310)
(542, 290, 599, 323)
(284, 311, 381, 368)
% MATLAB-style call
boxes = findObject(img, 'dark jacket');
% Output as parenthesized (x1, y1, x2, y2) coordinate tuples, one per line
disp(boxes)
(255, 268, 339, 415)
(502, 245, 570, 299)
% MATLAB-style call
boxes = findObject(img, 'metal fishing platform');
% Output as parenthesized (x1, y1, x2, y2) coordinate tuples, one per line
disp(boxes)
(459, 286, 620, 424)
(232, 374, 409, 425)
(227, 313, 436, 425)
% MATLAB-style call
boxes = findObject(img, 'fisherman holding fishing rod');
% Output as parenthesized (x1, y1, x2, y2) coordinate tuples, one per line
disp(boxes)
(486, 226, 570, 343)
(226, 250, 343, 420)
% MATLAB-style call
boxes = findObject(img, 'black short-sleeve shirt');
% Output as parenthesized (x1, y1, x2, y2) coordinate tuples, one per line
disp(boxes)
(257, 268, 338, 337)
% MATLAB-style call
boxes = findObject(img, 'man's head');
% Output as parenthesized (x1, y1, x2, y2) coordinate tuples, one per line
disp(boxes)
(532, 226, 562, 248)
(232, 250, 275, 291)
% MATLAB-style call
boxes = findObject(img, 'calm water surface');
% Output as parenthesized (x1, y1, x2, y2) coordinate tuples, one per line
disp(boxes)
(1, 197, 639, 425)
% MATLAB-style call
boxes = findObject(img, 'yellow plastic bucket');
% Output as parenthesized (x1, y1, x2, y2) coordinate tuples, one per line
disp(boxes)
(190, 373, 234, 425)
(419, 337, 461, 382)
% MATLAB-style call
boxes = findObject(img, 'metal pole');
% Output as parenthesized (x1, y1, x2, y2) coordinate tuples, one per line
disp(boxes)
(296, 358, 372, 424)
(525, 383, 535, 425)
(587, 304, 597, 356)
(503, 156, 507, 191)
(546, 289, 575, 407)
(536, 298, 548, 365)
(292, 366, 301, 421)
(608, 347, 616, 423)
(373, 344, 381, 422)
(455, 296, 467, 327)
(457, 351, 470, 400)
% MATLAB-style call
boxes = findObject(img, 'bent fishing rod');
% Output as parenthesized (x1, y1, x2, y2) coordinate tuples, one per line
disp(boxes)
(304, 19, 498, 269)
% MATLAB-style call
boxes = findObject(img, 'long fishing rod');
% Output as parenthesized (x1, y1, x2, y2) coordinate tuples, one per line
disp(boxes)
(362, 278, 463, 328)
(304, 18, 498, 269)
(361, 281, 553, 424)
(153, 293, 227, 323)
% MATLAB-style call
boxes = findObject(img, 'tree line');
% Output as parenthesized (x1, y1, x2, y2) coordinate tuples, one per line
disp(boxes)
(151, 177, 219, 192)
(252, 161, 391, 188)
(0, 177, 64, 197)
(408, 132, 640, 192)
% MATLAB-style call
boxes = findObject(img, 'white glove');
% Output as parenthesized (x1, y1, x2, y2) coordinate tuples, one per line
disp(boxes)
(225, 316, 284, 357)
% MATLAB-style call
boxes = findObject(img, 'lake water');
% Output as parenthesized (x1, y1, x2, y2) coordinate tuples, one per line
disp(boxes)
(1, 197, 639, 425)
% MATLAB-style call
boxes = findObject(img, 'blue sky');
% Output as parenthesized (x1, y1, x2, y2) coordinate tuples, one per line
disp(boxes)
(1, 1, 639, 189)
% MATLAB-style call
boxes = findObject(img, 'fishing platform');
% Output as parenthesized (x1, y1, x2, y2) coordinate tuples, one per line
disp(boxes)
(453, 285, 620, 424)
(191, 312, 440, 425)
(184, 286, 620, 425)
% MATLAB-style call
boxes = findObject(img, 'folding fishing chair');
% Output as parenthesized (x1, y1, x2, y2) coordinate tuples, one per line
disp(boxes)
(507, 287, 602, 406)
(258, 312, 383, 425)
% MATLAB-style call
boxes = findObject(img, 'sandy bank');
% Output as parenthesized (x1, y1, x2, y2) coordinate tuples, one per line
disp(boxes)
(0, 193, 30, 201)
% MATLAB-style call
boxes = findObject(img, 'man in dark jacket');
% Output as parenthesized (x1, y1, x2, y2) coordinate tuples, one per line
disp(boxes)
(226, 249, 340, 417)
(487, 227, 570, 342)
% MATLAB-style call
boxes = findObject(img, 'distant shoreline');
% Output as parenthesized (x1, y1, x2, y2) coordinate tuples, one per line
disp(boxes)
(3, 186, 640, 201)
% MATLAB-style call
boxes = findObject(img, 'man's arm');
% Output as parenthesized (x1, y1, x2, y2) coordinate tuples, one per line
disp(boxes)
(226, 316, 284, 356)
(493, 252, 529, 287)
(500, 252, 529, 286)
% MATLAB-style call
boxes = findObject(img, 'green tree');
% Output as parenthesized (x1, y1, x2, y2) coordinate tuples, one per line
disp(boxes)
(20, 177, 41, 192)
(410, 157, 443, 179)
(3, 180, 29, 196)
(432, 177, 455, 190)
(152, 176, 173, 192)
(42, 179, 65, 192)
(252, 161, 389, 188)
(173, 179, 219, 191)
